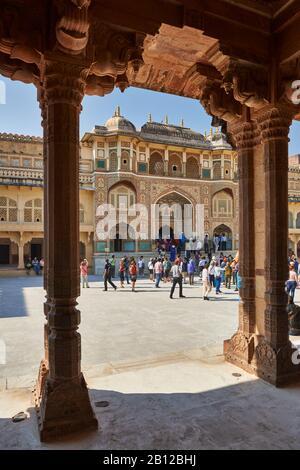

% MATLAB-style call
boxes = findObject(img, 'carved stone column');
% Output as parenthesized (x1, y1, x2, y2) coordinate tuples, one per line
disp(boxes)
(17, 243, 24, 269)
(255, 106, 300, 385)
(35, 62, 97, 440)
(224, 116, 258, 369)
(34, 90, 50, 402)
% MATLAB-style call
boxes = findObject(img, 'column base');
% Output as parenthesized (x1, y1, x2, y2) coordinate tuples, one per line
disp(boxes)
(33, 372, 98, 442)
(225, 332, 300, 387)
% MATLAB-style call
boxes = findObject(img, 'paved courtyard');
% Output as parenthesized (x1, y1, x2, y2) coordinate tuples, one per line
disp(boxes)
(1, 274, 300, 450)
(0, 274, 239, 389)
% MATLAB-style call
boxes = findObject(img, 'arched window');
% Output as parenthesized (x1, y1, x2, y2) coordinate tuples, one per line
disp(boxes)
(109, 184, 136, 209)
(80, 204, 85, 224)
(0, 197, 17, 222)
(289, 212, 294, 229)
(168, 154, 182, 176)
(149, 152, 164, 176)
(24, 199, 43, 223)
(109, 151, 118, 171)
(224, 163, 231, 180)
(186, 157, 199, 178)
(213, 162, 222, 179)
(296, 213, 300, 229)
(212, 190, 233, 218)
(121, 150, 130, 170)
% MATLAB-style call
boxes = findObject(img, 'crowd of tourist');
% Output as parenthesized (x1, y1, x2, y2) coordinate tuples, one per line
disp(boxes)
(80, 252, 241, 300)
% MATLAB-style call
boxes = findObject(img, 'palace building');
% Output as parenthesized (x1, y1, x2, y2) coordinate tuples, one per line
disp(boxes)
(1, 108, 300, 272)
(0, 107, 239, 272)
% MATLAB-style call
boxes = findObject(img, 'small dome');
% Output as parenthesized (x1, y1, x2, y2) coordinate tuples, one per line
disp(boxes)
(105, 107, 136, 133)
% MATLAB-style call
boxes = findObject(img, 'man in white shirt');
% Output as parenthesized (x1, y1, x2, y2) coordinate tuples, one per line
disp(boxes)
(170, 260, 185, 299)
(154, 258, 163, 288)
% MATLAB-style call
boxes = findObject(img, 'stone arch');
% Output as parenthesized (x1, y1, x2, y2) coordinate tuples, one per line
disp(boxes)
(186, 156, 199, 178)
(121, 150, 130, 171)
(108, 181, 136, 209)
(212, 188, 233, 218)
(168, 153, 182, 176)
(213, 224, 233, 250)
(224, 162, 231, 180)
(155, 190, 195, 239)
(149, 151, 164, 176)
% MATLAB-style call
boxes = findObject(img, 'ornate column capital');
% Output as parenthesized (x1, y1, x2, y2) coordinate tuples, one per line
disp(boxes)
(228, 120, 260, 150)
(256, 106, 293, 142)
(43, 61, 88, 108)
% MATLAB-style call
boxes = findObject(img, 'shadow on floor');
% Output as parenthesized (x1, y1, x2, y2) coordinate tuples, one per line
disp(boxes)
(2, 379, 300, 450)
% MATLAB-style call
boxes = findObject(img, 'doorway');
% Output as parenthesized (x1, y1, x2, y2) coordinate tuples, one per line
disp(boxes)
(0, 244, 9, 264)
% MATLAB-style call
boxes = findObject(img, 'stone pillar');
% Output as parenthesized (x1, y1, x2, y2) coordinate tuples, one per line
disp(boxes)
(35, 62, 97, 440)
(250, 105, 300, 385)
(17, 243, 24, 269)
(182, 151, 187, 177)
(34, 90, 50, 402)
(164, 148, 169, 175)
(224, 116, 258, 368)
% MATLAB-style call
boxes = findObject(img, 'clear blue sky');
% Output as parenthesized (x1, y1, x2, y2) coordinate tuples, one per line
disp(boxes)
(1, 75, 300, 155)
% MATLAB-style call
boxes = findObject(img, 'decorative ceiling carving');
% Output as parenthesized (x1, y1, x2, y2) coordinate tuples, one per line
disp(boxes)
(0, 0, 299, 119)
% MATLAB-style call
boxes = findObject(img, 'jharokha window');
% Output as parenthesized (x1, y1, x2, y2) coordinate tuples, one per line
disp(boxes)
(212, 190, 233, 218)
(0, 197, 18, 222)
(24, 198, 43, 223)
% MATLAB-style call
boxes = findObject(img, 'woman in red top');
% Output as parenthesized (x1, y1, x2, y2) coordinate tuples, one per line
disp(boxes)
(119, 257, 126, 288)
(129, 258, 137, 292)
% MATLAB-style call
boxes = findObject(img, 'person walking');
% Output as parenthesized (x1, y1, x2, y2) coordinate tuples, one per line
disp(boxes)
(148, 258, 154, 281)
(129, 258, 137, 292)
(124, 256, 130, 285)
(80, 258, 89, 288)
(138, 256, 145, 278)
(119, 257, 126, 288)
(286, 263, 298, 303)
(181, 257, 188, 284)
(213, 234, 219, 253)
(225, 261, 232, 289)
(235, 262, 241, 292)
(154, 258, 163, 288)
(202, 263, 211, 300)
(208, 261, 215, 288)
(110, 254, 116, 278)
(170, 259, 185, 299)
(163, 256, 172, 282)
(214, 262, 222, 294)
(204, 234, 209, 254)
(188, 257, 196, 285)
(103, 258, 117, 291)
